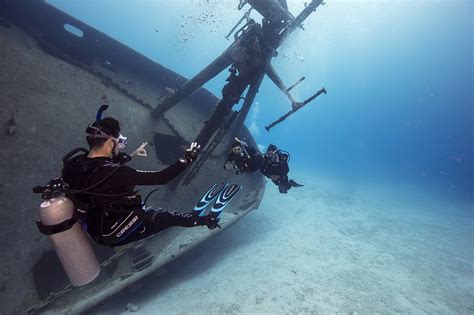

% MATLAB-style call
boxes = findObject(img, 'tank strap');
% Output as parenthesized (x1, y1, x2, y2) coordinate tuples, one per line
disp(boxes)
(36, 218, 78, 235)
(62, 147, 89, 165)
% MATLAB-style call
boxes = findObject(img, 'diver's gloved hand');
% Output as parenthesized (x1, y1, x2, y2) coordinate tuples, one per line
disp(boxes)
(205, 216, 221, 230)
(131, 142, 148, 158)
(192, 211, 221, 230)
(113, 152, 132, 164)
(196, 213, 221, 230)
(223, 159, 234, 170)
(179, 142, 201, 165)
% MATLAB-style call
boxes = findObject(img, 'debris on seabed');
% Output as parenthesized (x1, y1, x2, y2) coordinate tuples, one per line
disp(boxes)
(4, 113, 16, 135)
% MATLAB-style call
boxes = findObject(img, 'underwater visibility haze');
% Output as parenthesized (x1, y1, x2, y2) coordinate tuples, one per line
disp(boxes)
(48, 0, 473, 203)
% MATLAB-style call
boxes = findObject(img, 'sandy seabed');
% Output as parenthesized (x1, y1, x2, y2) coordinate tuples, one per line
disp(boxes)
(92, 173, 473, 314)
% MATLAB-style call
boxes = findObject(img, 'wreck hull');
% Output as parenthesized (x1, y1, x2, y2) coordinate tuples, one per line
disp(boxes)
(0, 1, 264, 313)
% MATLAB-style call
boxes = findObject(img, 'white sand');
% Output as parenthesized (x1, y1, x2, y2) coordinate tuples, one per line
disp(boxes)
(93, 173, 473, 314)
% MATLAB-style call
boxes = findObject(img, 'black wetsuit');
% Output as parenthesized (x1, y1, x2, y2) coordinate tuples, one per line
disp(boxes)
(225, 146, 264, 174)
(62, 153, 205, 246)
(261, 149, 298, 194)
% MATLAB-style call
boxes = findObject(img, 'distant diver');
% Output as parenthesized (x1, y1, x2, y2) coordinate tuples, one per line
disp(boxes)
(224, 138, 302, 193)
(261, 144, 303, 194)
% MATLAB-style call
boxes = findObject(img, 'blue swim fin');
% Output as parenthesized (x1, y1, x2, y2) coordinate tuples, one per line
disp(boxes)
(210, 184, 242, 217)
(193, 182, 228, 216)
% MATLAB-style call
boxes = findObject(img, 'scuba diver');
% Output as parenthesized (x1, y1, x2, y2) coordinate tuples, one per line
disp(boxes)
(58, 115, 221, 247)
(261, 144, 303, 194)
(224, 137, 263, 174)
(224, 139, 302, 193)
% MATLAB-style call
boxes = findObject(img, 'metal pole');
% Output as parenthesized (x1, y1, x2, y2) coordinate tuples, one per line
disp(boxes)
(265, 87, 326, 131)
(227, 70, 266, 148)
(151, 48, 233, 118)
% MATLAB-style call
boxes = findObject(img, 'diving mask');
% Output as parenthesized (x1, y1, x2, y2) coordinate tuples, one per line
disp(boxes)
(114, 134, 128, 150)
(232, 146, 243, 155)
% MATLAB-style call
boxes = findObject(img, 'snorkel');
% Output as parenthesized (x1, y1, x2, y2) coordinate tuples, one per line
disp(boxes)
(95, 104, 109, 122)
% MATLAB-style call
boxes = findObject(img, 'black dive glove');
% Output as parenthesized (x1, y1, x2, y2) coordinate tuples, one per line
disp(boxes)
(193, 212, 221, 230)
(178, 142, 201, 165)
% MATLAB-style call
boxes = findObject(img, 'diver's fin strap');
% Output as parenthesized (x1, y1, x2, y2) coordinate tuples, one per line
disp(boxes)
(193, 182, 228, 215)
(36, 217, 78, 236)
(211, 184, 242, 214)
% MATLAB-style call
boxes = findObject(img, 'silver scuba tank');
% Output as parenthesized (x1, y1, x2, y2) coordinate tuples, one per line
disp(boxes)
(38, 196, 100, 286)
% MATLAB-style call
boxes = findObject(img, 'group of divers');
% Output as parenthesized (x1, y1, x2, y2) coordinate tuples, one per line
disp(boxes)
(35, 106, 302, 252)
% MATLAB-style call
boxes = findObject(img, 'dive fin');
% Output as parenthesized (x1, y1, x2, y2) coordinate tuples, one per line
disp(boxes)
(289, 179, 303, 187)
(193, 182, 228, 216)
(210, 184, 242, 216)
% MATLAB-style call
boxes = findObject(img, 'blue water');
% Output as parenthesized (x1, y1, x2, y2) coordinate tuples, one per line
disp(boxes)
(47, 0, 473, 207)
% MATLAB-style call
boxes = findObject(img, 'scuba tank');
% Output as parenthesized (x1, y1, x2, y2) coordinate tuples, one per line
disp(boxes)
(37, 193, 100, 286)
(33, 147, 132, 286)
(34, 177, 100, 286)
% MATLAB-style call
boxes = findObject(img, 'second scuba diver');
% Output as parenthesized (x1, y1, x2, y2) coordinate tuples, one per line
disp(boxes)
(224, 138, 303, 193)
(260, 144, 303, 193)
(61, 116, 220, 247)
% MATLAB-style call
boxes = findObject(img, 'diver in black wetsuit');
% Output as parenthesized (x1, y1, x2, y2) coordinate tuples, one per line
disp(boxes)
(224, 139, 302, 194)
(61, 117, 219, 247)
(224, 138, 264, 174)
(260, 144, 303, 194)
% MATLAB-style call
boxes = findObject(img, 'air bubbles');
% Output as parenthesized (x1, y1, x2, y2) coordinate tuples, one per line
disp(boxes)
(294, 50, 305, 62)
(176, 0, 229, 47)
